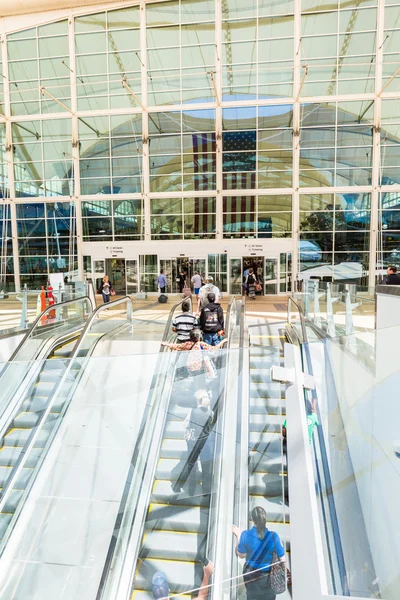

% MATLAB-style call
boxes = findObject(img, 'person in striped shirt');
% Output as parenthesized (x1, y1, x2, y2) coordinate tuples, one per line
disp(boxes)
(172, 300, 198, 342)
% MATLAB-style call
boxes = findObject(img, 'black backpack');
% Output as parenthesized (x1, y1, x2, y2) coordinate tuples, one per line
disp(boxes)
(158, 294, 168, 303)
(247, 273, 255, 284)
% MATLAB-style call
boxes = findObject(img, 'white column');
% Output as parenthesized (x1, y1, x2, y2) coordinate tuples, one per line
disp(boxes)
(215, 0, 223, 240)
(141, 0, 150, 242)
(69, 13, 83, 280)
(2, 33, 20, 291)
(291, 0, 302, 286)
(369, 0, 385, 288)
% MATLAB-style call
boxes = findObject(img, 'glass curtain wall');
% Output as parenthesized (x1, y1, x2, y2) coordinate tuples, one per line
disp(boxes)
(2, 0, 400, 289)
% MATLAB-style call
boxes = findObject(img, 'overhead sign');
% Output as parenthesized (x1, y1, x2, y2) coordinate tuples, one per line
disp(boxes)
(244, 243, 264, 254)
(105, 245, 124, 257)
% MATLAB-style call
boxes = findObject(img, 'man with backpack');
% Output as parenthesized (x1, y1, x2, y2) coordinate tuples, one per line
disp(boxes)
(199, 293, 224, 346)
(198, 276, 220, 312)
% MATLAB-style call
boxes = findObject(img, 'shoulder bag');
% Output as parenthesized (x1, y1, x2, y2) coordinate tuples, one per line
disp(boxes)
(269, 536, 286, 594)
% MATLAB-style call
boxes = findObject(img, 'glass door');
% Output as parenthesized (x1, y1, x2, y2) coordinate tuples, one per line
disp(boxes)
(126, 260, 138, 295)
(105, 258, 126, 294)
(229, 258, 243, 294)
(208, 254, 228, 292)
(265, 257, 278, 295)
(160, 259, 174, 293)
(279, 252, 292, 293)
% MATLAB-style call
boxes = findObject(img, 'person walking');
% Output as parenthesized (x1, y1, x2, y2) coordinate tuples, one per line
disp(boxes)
(245, 268, 258, 300)
(198, 276, 220, 311)
(152, 561, 214, 599)
(172, 300, 197, 342)
(99, 275, 112, 304)
(178, 270, 186, 293)
(180, 390, 215, 496)
(233, 506, 286, 600)
(157, 269, 168, 294)
(191, 271, 202, 300)
(199, 293, 224, 346)
(385, 265, 400, 285)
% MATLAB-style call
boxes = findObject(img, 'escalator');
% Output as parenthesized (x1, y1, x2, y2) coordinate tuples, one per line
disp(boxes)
(0, 296, 158, 549)
(229, 312, 291, 599)
(0, 335, 80, 542)
(125, 301, 238, 599)
(133, 375, 212, 598)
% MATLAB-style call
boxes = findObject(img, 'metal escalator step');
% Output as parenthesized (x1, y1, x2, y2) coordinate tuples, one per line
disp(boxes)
(250, 346, 279, 357)
(0, 466, 32, 489)
(249, 414, 283, 433)
(156, 458, 192, 481)
(249, 431, 282, 451)
(38, 370, 65, 383)
(2, 489, 23, 514)
(14, 411, 60, 429)
(249, 451, 287, 474)
(248, 495, 289, 523)
(13, 412, 40, 429)
(135, 558, 196, 594)
(31, 381, 56, 395)
(42, 359, 68, 370)
(164, 421, 187, 439)
(145, 503, 209, 534)
(3, 427, 52, 448)
(160, 439, 187, 459)
(249, 369, 275, 383)
(52, 348, 73, 358)
(0, 514, 12, 538)
(0, 446, 42, 468)
(167, 405, 190, 420)
(151, 481, 209, 508)
(249, 384, 281, 399)
(249, 472, 287, 497)
(140, 530, 205, 561)
(22, 396, 65, 414)
(249, 397, 286, 415)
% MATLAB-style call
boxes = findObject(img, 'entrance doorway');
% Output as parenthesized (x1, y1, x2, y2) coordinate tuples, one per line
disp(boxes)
(243, 256, 265, 295)
(160, 257, 206, 293)
(105, 259, 126, 294)
(229, 256, 284, 295)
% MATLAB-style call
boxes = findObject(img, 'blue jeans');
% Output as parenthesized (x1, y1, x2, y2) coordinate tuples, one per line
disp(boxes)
(102, 292, 110, 303)
(203, 332, 220, 346)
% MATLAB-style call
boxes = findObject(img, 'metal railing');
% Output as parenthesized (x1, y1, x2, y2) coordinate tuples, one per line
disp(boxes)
(287, 296, 308, 343)
(9, 295, 93, 362)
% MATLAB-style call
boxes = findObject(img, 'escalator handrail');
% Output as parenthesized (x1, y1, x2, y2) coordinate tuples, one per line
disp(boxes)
(95, 295, 191, 600)
(8, 295, 94, 363)
(230, 295, 247, 599)
(205, 297, 237, 568)
(287, 299, 349, 594)
(160, 296, 192, 349)
(287, 296, 308, 344)
(70, 295, 162, 357)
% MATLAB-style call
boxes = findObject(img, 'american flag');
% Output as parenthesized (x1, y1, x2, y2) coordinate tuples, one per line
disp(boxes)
(192, 133, 217, 236)
(222, 131, 256, 191)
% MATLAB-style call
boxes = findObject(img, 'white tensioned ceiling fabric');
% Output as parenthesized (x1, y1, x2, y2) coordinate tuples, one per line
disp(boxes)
(0, 0, 123, 17)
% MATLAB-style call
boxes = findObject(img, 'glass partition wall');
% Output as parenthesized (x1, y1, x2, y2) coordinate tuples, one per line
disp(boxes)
(1, 0, 400, 291)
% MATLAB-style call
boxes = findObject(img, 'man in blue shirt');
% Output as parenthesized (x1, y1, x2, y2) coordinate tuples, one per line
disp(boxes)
(157, 269, 168, 294)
